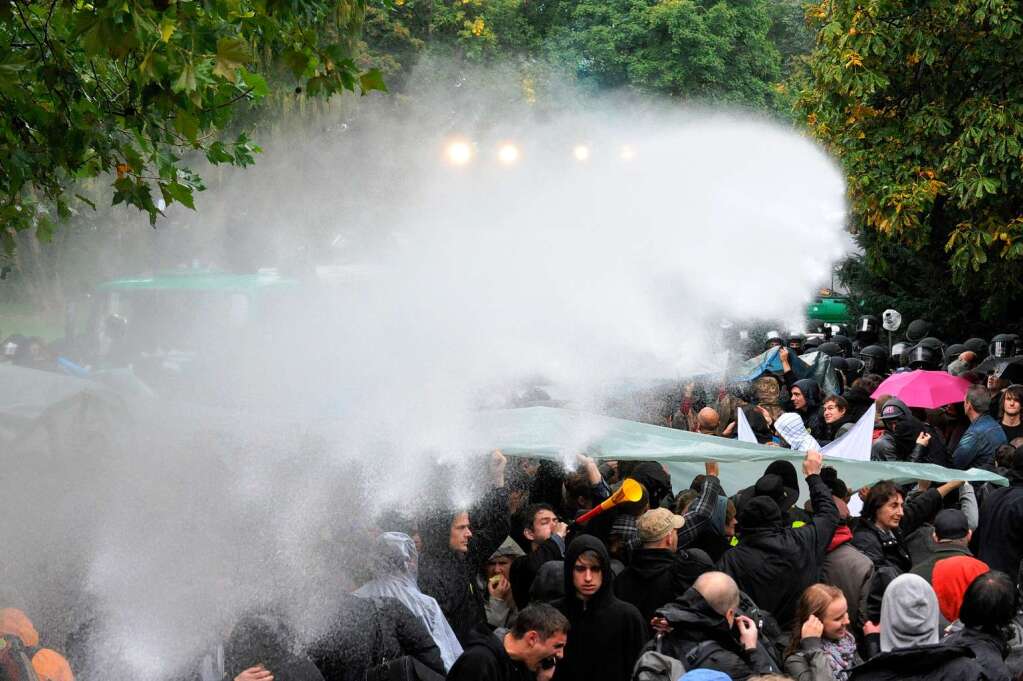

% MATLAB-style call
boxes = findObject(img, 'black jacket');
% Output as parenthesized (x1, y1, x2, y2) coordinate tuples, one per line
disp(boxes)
(654, 588, 779, 681)
(944, 627, 1011, 681)
(973, 477, 1023, 575)
(308, 595, 444, 681)
(613, 547, 713, 631)
(718, 473, 840, 629)
(418, 486, 509, 644)
(851, 487, 943, 573)
(446, 628, 534, 681)
(848, 644, 986, 681)
(510, 536, 564, 609)
(226, 613, 325, 681)
(552, 536, 647, 681)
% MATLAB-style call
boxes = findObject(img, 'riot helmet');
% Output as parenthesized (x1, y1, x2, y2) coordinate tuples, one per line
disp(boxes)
(944, 343, 967, 366)
(891, 341, 911, 368)
(765, 331, 784, 350)
(905, 319, 933, 344)
(803, 336, 823, 351)
(844, 357, 865, 381)
(786, 334, 805, 354)
(855, 315, 880, 340)
(964, 337, 988, 360)
(817, 342, 842, 358)
(832, 335, 853, 357)
(858, 345, 889, 375)
(917, 336, 945, 352)
(990, 333, 1018, 359)
(907, 343, 942, 370)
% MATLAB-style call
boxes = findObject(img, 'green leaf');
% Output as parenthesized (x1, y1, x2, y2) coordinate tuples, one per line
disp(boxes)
(358, 68, 388, 94)
(160, 181, 196, 210)
(173, 62, 197, 93)
(239, 68, 269, 98)
(213, 37, 253, 82)
(174, 109, 200, 143)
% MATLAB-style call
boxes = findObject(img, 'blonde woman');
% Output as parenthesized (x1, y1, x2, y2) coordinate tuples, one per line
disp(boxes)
(784, 584, 861, 681)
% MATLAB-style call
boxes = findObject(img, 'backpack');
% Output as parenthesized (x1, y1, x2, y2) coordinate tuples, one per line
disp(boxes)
(632, 634, 684, 681)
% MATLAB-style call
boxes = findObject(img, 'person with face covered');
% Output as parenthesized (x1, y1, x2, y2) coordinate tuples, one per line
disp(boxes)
(848, 574, 985, 681)
(784, 584, 862, 681)
(876, 398, 949, 466)
(552, 535, 646, 681)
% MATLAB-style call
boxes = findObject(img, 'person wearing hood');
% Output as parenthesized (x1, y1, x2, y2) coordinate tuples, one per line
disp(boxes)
(848, 574, 985, 681)
(226, 613, 325, 681)
(483, 537, 527, 629)
(354, 532, 461, 670)
(446, 603, 569, 681)
(418, 451, 510, 644)
(653, 572, 779, 681)
(851, 479, 963, 574)
(973, 444, 1023, 575)
(552, 535, 646, 681)
(719, 450, 839, 630)
(942, 570, 1018, 681)
(876, 398, 950, 466)
(790, 379, 828, 442)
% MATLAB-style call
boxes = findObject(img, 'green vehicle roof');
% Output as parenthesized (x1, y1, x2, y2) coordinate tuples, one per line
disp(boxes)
(806, 297, 850, 323)
(96, 271, 300, 293)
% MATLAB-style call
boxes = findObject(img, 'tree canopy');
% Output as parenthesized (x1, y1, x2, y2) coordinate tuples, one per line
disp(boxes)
(0, 0, 385, 249)
(794, 0, 1023, 334)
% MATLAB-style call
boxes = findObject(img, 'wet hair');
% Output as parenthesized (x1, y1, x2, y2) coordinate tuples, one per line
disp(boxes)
(786, 584, 845, 657)
(675, 489, 699, 515)
(574, 549, 602, 569)
(861, 480, 903, 522)
(524, 503, 556, 531)
(563, 472, 595, 511)
(509, 603, 570, 639)
(966, 384, 993, 414)
(959, 571, 1019, 636)
(823, 394, 848, 411)
(856, 374, 884, 394)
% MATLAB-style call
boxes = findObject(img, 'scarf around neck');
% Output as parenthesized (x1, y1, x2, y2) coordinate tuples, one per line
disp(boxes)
(820, 632, 858, 680)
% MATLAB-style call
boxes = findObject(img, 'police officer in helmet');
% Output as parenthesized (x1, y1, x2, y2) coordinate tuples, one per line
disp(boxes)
(858, 345, 889, 376)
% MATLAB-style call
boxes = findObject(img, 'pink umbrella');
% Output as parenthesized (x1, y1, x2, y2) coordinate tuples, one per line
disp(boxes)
(870, 370, 972, 408)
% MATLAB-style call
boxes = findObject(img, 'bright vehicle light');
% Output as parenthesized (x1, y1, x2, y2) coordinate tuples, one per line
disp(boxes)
(573, 144, 591, 162)
(445, 140, 474, 166)
(497, 143, 521, 164)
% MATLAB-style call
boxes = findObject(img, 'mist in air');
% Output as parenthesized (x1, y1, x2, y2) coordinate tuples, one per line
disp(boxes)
(0, 60, 850, 680)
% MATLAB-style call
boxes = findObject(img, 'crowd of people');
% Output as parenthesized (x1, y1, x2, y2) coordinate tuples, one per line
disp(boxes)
(3, 317, 1023, 681)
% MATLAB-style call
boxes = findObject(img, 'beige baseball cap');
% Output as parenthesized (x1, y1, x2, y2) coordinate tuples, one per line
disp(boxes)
(637, 507, 685, 543)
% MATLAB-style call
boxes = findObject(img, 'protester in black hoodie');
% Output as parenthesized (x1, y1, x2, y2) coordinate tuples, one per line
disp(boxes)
(878, 398, 950, 466)
(417, 451, 510, 644)
(719, 450, 839, 630)
(553, 535, 646, 681)
(226, 612, 325, 681)
(789, 378, 828, 442)
(446, 603, 569, 681)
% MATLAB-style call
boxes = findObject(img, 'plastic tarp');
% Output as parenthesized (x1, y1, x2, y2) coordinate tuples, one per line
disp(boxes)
(733, 347, 841, 396)
(470, 406, 1008, 496)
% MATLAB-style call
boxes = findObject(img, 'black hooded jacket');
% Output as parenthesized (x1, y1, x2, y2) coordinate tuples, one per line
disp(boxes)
(718, 472, 839, 629)
(446, 628, 534, 681)
(973, 469, 1023, 575)
(417, 486, 510, 644)
(790, 378, 827, 441)
(653, 588, 779, 681)
(552, 536, 647, 681)
(880, 398, 949, 466)
(848, 644, 985, 681)
(226, 613, 325, 681)
(843, 385, 875, 423)
(851, 487, 943, 573)
(613, 546, 713, 630)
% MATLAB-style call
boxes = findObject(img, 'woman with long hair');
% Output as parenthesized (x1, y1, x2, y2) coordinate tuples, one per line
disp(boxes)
(784, 584, 860, 681)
